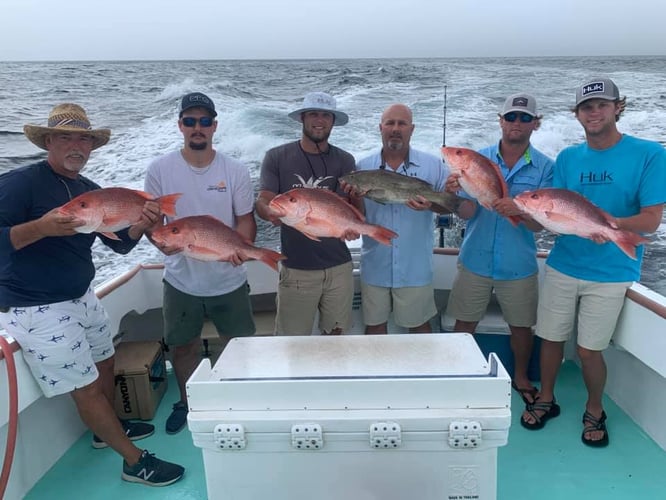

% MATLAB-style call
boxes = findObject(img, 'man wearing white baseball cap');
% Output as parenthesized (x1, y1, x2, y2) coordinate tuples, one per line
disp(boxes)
(256, 91, 356, 336)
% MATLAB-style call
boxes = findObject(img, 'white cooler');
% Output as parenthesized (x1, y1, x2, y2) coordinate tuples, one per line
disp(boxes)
(187, 333, 511, 500)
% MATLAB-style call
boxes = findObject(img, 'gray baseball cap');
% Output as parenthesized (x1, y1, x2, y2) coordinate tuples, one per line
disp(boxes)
(575, 77, 620, 107)
(501, 93, 538, 117)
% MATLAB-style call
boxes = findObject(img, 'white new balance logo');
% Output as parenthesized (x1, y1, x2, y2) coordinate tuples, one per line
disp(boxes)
(136, 468, 155, 481)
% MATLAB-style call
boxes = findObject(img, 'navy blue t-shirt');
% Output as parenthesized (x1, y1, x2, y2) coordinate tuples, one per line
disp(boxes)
(0, 160, 139, 307)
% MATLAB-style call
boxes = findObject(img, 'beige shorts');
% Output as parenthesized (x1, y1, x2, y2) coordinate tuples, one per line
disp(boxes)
(361, 282, 437, 328)
(536, 265, 631, 350)
(446, 263, 538, 327)
(276, 261, 353, 335)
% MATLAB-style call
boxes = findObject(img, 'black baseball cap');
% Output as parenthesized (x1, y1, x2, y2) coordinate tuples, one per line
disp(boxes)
(180, 92, 217, 117)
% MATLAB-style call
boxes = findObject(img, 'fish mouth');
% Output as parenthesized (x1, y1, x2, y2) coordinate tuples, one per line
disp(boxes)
(267, 200, 287, 217)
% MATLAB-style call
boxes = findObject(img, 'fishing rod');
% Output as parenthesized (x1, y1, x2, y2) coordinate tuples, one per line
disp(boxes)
(442, 85, 447, 147)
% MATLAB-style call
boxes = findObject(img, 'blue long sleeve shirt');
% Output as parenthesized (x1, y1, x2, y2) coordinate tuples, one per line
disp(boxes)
(0, 161, 139, 307)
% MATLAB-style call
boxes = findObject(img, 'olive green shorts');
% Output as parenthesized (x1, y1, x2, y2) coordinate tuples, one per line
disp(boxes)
(162, 280, 255, 346)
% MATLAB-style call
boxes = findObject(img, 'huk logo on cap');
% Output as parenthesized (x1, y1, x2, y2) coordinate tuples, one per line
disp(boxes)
(581, 82, 604, 97)
(512, 97, 528, 107)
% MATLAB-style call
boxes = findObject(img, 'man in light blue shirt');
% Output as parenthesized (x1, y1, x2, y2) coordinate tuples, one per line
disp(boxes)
(355, 103, 447, 334)
(445, 94, 553, 402)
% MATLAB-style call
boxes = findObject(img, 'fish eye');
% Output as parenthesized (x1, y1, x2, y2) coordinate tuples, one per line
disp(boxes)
(170, 227, 179, 234)
(530, 193, 539, 199)
(79, 201, 87, 208)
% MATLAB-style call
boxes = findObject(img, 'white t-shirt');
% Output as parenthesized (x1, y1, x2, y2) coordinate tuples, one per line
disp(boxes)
(145, 150, 254, 296)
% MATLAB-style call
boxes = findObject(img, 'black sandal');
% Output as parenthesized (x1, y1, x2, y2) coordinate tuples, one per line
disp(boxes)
(520, 398, 561, 430)
(511, 380, 538, 404)
(581, 410, 609, 447)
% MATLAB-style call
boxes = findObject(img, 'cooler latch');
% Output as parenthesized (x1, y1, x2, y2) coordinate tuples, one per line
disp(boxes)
(291, 423, 323, 450)
(213, 423, 246, 450)
(448, 421, 482, 448)
(370, 421, 402, 448)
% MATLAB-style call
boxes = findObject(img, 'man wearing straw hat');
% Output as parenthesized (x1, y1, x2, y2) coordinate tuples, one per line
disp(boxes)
(0, 103, 185, 486)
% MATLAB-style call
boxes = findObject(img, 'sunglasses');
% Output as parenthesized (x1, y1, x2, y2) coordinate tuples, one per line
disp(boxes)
(181, 116, 214, 128)
(503, 112, 535, 123)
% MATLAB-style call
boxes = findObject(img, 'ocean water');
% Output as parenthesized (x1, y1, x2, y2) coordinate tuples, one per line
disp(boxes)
(1, 56, 665, 294)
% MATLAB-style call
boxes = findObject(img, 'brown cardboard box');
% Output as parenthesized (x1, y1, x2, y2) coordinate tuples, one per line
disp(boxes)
(114, 341, 167, 420)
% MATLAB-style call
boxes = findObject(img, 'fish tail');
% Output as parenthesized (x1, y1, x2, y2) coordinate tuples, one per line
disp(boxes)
(611, 230, 649, 260)
(256, 248, 286, 271)
(365, 224, 398, 246)
(157, 193, 183, 217)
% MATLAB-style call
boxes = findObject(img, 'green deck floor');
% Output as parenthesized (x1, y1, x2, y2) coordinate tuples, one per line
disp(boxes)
(26, 361, 666, 499)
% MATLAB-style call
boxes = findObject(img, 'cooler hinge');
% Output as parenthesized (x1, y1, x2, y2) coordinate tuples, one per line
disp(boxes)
(214, 423, 246, 450)
(370, 421, 402, 448)
(448, 421, 482, 448)
(291, 423, 324, 450)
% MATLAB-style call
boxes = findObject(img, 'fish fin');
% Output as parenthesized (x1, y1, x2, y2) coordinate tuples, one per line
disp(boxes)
(157, 193, 183, 217)
(507, 215, 523, 227)
(365, 224, 398, 246)
(256, 249, 286, 271)
(188, 245, 222, 259)
(543, 211, 577, 224)
(345, 201, 366, 222)
(611, 230, 649, 260)
(99, 231, 121, 241)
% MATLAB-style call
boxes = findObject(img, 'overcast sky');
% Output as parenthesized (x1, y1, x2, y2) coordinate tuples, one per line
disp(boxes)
(3, 0, 665, 61)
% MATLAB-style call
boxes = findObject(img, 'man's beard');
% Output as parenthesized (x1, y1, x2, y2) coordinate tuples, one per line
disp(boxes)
(189, 140, 208, 151)
(304, 127, 330, 145)
(386, 137, 403, 151)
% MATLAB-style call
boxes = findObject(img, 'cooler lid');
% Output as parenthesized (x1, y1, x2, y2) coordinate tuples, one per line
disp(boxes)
(214, 333, 488, 379)
(187, 334, 511, 412)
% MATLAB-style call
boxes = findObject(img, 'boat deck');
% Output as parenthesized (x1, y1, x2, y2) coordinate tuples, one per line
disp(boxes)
(25, 354, 666, 499)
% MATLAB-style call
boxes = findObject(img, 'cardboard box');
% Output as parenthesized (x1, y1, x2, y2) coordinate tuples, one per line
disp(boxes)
(114, 341, 167, 420)
(187, 334, 511, 500)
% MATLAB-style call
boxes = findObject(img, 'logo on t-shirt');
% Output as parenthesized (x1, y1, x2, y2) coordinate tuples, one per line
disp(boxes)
(579, 170, 614, 185)
(293, 174, 334, 189)
(207, 181, 227, 192)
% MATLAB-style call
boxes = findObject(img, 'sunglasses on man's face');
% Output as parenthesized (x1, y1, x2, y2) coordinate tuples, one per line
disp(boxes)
(181, 116, 214, 128)
(503, 112, 534, 123)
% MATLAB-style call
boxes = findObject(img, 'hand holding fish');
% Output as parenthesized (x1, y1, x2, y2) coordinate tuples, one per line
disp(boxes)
(444, 174, 461, 194)
(492, 198, 523, 218)
(39, 208, 88, 237)
(405, 195, 431, 211)
(127, 200, 162, 240)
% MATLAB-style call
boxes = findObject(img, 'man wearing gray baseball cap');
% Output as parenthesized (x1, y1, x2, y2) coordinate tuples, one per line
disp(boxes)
(256, 91, 356, 336)
(522, 77, 666, 447)
(444, 93, 554, 405)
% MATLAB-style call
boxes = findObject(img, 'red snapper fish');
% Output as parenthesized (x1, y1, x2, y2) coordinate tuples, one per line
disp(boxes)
(268, 188, 398, 245)
(513, 188, 648, 260)
(441, 146, 521, 225)
(150, 215, 285, 271)
(58, 187, 182, 240)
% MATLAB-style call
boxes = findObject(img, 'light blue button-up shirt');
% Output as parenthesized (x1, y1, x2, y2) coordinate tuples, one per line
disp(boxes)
(458, 142, 554, 280)
(357, 148, 448, 288)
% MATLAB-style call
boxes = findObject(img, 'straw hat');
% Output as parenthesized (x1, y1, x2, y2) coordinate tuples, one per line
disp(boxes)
(23, 103, 111, 150)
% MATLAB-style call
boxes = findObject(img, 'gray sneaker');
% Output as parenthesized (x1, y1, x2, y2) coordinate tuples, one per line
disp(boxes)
(165, 401, 188, 435)
(92, 419, 155, 449)
(122, 449, 184, 486)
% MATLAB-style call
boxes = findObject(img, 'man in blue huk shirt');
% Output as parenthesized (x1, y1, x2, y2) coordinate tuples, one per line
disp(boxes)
(521, 77, 666, 447)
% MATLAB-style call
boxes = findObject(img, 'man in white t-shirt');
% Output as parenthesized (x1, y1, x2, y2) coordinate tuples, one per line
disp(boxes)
(145, 92, 256, 434)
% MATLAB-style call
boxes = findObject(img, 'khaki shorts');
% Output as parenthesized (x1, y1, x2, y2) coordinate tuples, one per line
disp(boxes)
(446, 263, 538, 327)
(361, 282, 437, 328)
(163, 280, 255, 346)
(536, 265, 631, 351)
(0, 288, 112, 398)
(276, 261, 353, 335)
